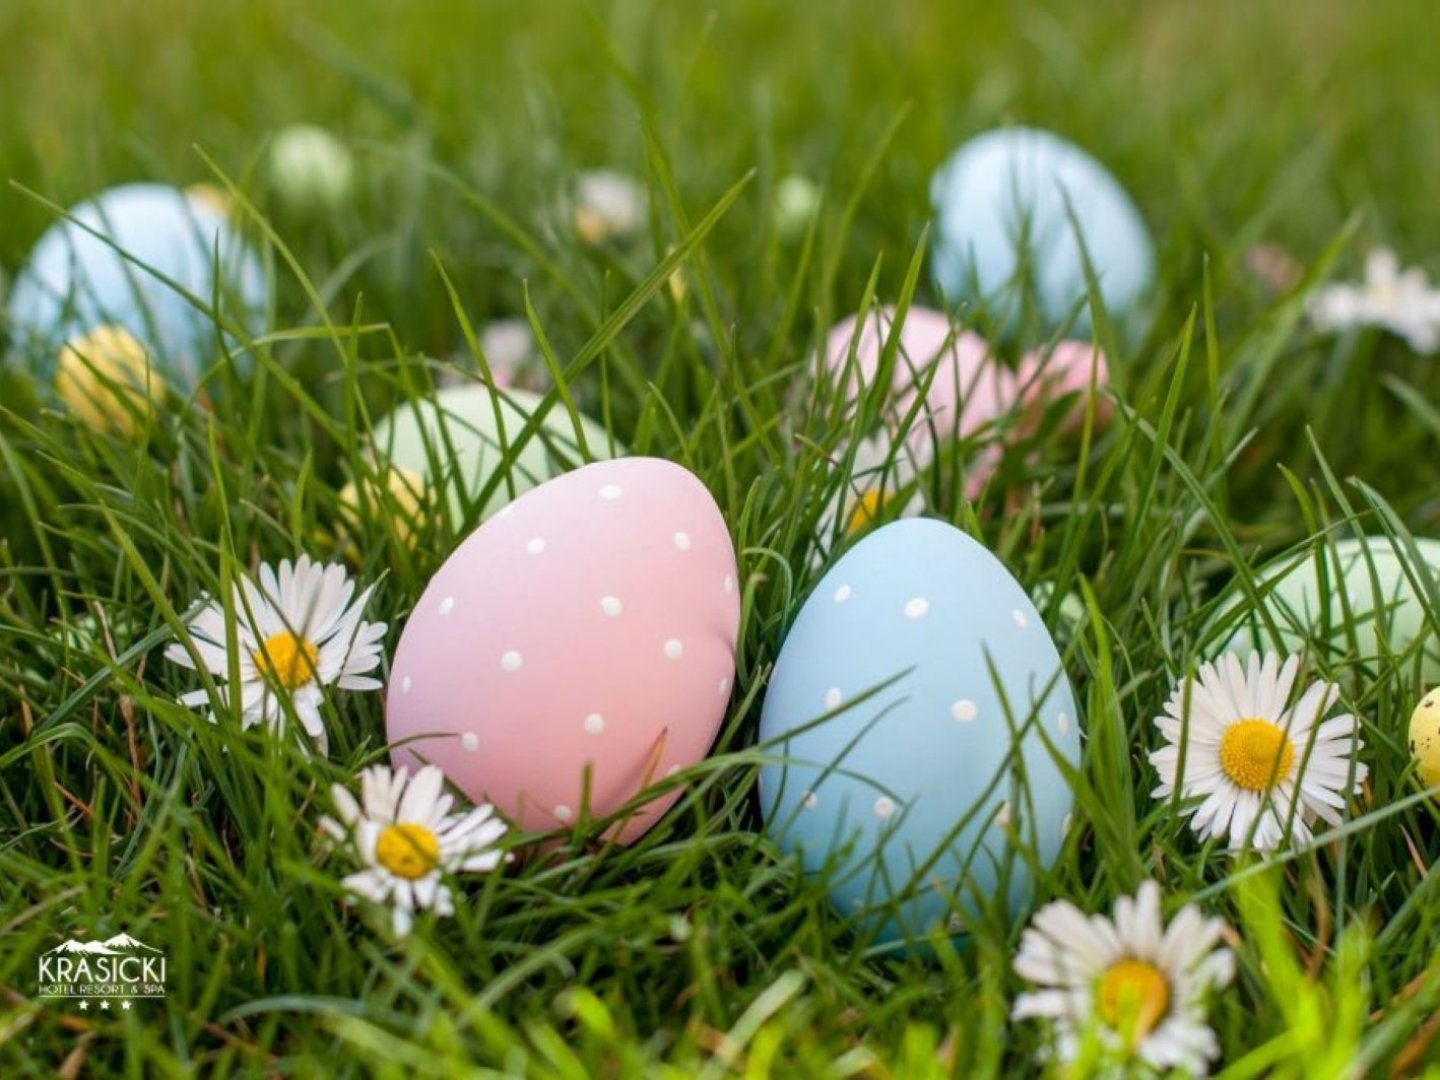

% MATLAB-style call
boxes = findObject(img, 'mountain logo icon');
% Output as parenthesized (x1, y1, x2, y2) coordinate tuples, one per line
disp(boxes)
(46, 933, 162, 956)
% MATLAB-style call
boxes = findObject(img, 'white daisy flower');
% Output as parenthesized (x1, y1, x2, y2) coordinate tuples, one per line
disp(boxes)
(1013, 881, 1235, 1075)
(320, 764, 509, 936)
(1149, 651, 1367, 852)
(1309, 247, 1440, 354)
(572, 169, 646, 245)
(165, 555, 387, 756)
(814, 433, 926, 563)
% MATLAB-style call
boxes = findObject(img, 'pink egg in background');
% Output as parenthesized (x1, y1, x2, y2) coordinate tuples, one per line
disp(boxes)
(1015, 339, 1112, 434)
(387, 457, 740, 845)
(823, 306, 1020, 441)
(823, 306, 1021, 495)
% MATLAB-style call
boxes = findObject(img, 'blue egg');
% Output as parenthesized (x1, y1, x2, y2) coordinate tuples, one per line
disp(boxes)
(758, 519, 1079, 949)
(930, 127, 1154, 335)
(6, 183, 266, 386)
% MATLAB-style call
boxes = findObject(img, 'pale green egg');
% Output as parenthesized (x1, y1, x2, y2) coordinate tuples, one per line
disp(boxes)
(1210, 536, 1440, 681)
(369, 385, 619, 525)
(1029, 581, 1089, 644)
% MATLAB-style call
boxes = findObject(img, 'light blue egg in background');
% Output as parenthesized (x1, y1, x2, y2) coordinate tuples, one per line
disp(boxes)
(758, 518, 1079, 950)
(5, 183, 267, 387)
(930, 126, 1155, 336)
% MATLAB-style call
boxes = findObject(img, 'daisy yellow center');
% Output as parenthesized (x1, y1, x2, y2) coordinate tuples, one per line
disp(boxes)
(252, 631, 319, 690)
(375, 823, 440, 880)
(1219, 718, 1295, 791)
(1095, 958, 1170, 1043)
(846, 488, 887, 535)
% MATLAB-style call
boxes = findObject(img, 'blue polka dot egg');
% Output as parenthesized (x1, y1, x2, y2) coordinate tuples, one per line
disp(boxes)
(930, 126, 1154, 336)
(758, 519, 1079, 950)
(6, 183, 266, 389)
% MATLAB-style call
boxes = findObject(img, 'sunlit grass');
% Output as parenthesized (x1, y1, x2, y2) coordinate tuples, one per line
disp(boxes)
(4, 0, 1440, 1074)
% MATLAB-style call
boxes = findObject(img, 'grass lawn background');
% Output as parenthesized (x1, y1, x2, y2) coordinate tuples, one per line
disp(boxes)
(4, 0, 1440, 1074)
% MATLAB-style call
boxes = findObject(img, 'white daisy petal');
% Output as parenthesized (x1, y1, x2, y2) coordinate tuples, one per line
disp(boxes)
(398, 766, 445, 824)
(341, 869, 390, 904)
(337, 674, 384, 692)
(329, 784, 362, 829)
(178, 687, 215, 709)
(391, 903, 413, 937)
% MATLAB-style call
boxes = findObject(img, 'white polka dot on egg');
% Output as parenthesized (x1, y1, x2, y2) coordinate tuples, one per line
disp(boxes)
(584, 713, 605, 735)
(874, 796, 896, 819)
(995, 802, 1012, 828)
(664, 639, 684, 660)
(723, 575, 735, 594)
(824, 687, 843, 710)
(951, 699, 977, 723)
(526, 537, 546, 555)
(554, 804, 574, 823)
(718, 676, 731, 696)
(439, 596, 456, 616)
(600, 596, 623, 617)
(1012, 609, 1029, 629)
(904, 597, 930, 620)
(399, 676, 413, 695)
(501, 650, 523, 673)
(1057, 712, 1071, 735)
(802, 791, 819, 811)
(673, 531, 691, 551)
(599, 484, 622, 501)
(461, 732, 479, 752)
(833, 584, 852, 604)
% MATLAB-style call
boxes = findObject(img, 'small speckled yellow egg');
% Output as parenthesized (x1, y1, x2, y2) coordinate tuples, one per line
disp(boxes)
(336, 465, 429, 554)
(1408, 691, 1440, 790)
(55, 324, 161, 437)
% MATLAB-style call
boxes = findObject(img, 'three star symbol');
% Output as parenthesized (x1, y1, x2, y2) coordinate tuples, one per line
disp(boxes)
(77, 1000, 130, 1011)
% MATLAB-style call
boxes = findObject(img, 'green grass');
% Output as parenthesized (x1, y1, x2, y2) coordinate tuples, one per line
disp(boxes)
(5, 0, 1440, 1074)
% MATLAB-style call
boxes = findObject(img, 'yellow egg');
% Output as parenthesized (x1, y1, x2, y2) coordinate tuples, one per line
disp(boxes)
(336, 465, 429, 558)
(54, 324, 161, 437)
(1408, 691, 1440, 790)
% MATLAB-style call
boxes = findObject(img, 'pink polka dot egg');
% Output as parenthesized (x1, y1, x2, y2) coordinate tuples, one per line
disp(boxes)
(387, 457, 740, 843)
